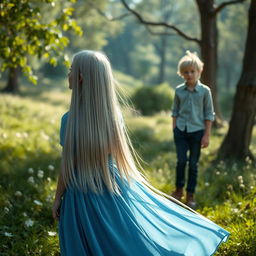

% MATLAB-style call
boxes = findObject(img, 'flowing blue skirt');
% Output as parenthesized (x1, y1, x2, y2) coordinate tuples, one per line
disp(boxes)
(59, 166, 229, 256)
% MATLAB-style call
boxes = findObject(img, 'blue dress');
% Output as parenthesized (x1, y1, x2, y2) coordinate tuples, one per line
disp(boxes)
(58, 113, 229, 256)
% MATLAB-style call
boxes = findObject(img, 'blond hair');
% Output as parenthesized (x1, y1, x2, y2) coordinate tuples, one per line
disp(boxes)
(62, 50, 145, 193)
(177, 50, 204, 77)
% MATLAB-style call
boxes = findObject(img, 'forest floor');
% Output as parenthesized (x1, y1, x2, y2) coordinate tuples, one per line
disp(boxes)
(0, 78, 255, 255)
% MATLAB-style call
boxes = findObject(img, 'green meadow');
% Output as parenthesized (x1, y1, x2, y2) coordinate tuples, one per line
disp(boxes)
(0, 77, 255, 256)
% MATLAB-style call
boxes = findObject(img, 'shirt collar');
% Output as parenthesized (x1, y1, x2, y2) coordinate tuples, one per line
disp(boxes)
(184, 80, 200, 92)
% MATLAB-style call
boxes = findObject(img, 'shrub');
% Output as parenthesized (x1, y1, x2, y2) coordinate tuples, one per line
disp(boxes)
(132, 83, 174, 115)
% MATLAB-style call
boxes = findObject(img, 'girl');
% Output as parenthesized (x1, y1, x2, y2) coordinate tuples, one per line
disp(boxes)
(52, 50, 229, 256)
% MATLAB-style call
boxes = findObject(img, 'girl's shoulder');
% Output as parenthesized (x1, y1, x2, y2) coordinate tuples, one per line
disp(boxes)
(60, 112, 69, 146)
(61, 111, 69, 123)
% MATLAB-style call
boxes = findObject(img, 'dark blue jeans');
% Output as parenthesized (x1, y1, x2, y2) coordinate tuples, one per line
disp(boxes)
(173, 127, 204, 193)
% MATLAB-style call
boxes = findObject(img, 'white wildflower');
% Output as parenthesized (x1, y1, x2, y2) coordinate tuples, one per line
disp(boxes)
(40, 131, 49, 141)
(237, 176, 243, 183)
(4, 207, 9, 214)
(227, 184, 233, 190)
(23, 132, 28, 138)
(25, 219, 34, 227)
(232, 208, 239, 213)
(205, 182, 210, 187)
(239, 184, 245, 189)
(4, 232, 13, 237)
(34, 200, 43, 206)
(28, 168, 34, 174)
(47, 177, 52, 183)
(216, 171, 220, 175)
(28, 176, 35, 184)
(23, 212, 28, 217)
(15, 191, 22, 197)
(48, 231, 57, 236)
(37, 170, 44, 179)
(48, 165, 55, 171)
(15, 132, 21, 138)
(5, 200, 12, 207)
(158, 168, 163, 174)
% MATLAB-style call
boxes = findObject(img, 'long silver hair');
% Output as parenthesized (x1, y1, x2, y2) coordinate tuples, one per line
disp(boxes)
(62, 50, 144, 193)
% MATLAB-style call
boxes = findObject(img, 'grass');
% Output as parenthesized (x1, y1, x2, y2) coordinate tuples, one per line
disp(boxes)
(0, 77, 255, 255)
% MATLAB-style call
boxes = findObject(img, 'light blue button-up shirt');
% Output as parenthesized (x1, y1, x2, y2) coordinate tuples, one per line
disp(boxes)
(172, 81, 215, 132)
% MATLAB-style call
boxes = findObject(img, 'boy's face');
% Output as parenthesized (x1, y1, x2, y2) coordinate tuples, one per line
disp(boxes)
(182, 66, 201, 86)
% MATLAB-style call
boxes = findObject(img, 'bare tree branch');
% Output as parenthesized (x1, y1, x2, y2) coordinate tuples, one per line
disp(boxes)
(88, 1, 131, 21)
(145, 25, 176, 37)
(213, 0, 247, 15)
(120, 0, 201, 45)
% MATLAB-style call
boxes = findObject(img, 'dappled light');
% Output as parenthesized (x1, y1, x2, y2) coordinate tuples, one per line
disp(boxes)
(0, 0, 255, 255)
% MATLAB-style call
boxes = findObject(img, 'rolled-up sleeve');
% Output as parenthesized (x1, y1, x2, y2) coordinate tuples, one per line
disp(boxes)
(172, 92, 179, 117)
(204, 89, 215, 121)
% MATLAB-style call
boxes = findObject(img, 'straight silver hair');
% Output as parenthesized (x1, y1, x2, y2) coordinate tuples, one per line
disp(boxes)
(62, 50, 145, 193)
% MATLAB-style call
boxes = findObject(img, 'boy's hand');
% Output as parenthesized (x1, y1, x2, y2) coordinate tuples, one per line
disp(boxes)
(201, 134, 209, 148)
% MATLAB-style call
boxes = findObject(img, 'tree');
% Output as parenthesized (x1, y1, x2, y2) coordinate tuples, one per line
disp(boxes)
(120, 0, 246, 124)
(219, 0, 256, 160)
(0, 0, 82, 93)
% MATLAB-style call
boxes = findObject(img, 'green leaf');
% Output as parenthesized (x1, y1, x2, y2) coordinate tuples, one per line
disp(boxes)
(63, 7, 74, 16)
(49, 58, 57, 66)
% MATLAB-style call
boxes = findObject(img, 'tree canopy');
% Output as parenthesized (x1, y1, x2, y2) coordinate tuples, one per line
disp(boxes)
(0, 0, 82, 84)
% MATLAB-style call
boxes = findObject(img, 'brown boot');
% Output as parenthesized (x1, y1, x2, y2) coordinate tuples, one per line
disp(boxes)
(186, 192, 196, 209)
(171, 187, 184, 201)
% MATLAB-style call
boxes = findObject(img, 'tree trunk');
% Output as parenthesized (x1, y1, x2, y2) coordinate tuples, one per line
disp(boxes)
(219, 0, 256, 160)
(196, 0, 222, 125)
(2, 67, 20, 93)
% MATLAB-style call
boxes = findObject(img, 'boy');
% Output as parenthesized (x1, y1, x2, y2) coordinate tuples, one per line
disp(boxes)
(171, 51, 215, 208)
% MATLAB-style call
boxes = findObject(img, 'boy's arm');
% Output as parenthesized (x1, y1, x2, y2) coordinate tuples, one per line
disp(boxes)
(204, 88, 215, 121)
(172, 117, 177, 129)
(201, 120, 212, 148)
(172, 91, 179, 129)
(202, 88, 214, 148)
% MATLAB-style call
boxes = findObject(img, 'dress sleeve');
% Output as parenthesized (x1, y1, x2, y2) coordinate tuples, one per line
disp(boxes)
(60, 113, 68, 147)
